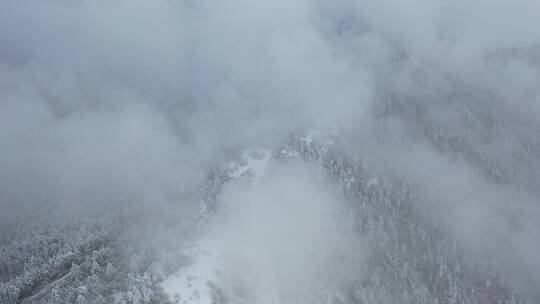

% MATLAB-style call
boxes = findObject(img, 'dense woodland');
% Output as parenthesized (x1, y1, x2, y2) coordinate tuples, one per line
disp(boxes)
(1, 124, 535, 303)
(2, 1, 540, 303)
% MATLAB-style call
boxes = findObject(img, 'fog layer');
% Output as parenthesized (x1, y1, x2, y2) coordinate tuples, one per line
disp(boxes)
(1, 0, 540, 300)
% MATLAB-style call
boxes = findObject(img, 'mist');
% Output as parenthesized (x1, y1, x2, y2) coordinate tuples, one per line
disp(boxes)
(210, 161, 362, 302)
(1, 0, 540, 303)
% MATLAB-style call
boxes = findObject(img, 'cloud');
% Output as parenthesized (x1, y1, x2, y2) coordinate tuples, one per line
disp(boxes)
(1, 0, 540, 298)
(0, 0, 375, 211)
(211, 161, 362, 301)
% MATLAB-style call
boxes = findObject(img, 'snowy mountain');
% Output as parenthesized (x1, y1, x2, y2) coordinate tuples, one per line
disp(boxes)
(2, 1, 540, 304)
(1, 127, 538, 304)
(158, 131, 532, 304)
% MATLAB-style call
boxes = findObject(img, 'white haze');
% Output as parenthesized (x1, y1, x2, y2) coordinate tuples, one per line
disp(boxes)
(210, 162, 362, 302)
(1, 0, 540, 300)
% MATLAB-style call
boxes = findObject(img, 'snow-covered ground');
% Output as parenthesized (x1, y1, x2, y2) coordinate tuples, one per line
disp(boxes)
(161, 239, 224, 304)
(227, 148, 271, 182)
(162, 148, 271, 304)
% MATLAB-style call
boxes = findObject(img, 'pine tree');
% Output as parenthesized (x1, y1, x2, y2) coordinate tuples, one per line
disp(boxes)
(75, 286, 88, 304)
(49, 286, 62, 304)
(105, 262, 116, 280)
(0, 283, 20, 304)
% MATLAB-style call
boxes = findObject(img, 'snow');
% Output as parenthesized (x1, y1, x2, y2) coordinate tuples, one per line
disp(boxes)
(367, 176, 379, 187)
(301, 130, 337, 147)
(302, 131, 317, 146)
(161, 240, 224, 304)
(227, 148, 271, 182)
(162, 148, 271, 304)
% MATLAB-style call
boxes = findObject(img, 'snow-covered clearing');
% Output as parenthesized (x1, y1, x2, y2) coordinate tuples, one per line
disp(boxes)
(161, 148, 271, 304)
